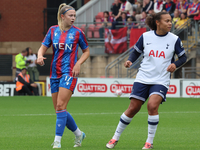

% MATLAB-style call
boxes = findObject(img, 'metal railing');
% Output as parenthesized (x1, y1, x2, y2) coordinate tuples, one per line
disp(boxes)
(105, 19, 200, 78)
(182, 67, 200, 78)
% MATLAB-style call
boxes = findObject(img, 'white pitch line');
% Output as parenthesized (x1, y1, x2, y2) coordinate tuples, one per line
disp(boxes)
(0, 111, 200, 117)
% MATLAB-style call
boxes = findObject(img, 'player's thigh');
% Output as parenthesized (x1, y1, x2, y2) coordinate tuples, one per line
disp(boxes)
(147, 84, 168, 114)
(57, 87, 72, 110)
(56, 75, 77, 110)
(50, 78, 60, 110)
(147, 94, 162, 111)
(52, 92, 58, 110)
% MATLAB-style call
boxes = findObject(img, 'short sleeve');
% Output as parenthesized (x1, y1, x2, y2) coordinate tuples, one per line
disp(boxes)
(133, 34, 144, 53)
(42, 27, 52, 48)
(125, 3, 132, 11)
(79, 30, 88, 50)
(174, 38, 185, 57)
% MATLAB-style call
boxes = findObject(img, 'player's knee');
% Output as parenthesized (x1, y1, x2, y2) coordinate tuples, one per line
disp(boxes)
(127, 104, 141, 115)
(56, 104, 64, 111)
(147, 103, 158, 114)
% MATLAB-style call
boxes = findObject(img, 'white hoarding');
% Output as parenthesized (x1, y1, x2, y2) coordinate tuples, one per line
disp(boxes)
(166, 79, 180, 97)
(182, 80, 200, 98)
(46, 77, 181, 98)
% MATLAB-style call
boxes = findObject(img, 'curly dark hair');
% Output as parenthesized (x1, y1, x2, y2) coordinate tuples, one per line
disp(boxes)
(145, 12, 169, 30)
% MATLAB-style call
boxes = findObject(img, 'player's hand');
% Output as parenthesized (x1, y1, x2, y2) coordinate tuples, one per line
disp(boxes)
(72, 63, 81, 77)
(124, 61, 132, 68)
(167, 63, 176, 73)
(37, 56, 46, 66)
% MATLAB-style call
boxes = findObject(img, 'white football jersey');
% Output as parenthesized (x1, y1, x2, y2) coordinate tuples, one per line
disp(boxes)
(134, 30, 185, 88)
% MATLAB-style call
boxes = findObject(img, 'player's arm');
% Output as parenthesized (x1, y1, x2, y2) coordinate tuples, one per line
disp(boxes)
(125, 50, 141, 68)
(167, 38, 187, 73)
(125, 35, 143, 68)
(72, 47, 90, 77)
(37, 44, 48, 66)
(37, 27, 52, 66)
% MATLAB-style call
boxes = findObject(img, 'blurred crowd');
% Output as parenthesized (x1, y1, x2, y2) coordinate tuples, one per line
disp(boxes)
(98, 0, 200, 37)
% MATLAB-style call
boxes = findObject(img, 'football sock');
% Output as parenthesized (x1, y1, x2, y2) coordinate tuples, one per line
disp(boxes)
(66, 112, 78, 132)
(55, 110, 67, 138)
(73, 128, 82, 137)
(54, 135, 62, 143)
(112, 113, 133, 141)
(146, 115, 159, 144)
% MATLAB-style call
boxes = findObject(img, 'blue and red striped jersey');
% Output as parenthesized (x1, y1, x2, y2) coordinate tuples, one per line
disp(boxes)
(176, 2, 189, 13)
(188, 2, 200, 14)
(42, 25, 88, 78)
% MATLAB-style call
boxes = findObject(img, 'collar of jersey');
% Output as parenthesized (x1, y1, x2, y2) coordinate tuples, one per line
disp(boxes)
(154, 30, 168, 37)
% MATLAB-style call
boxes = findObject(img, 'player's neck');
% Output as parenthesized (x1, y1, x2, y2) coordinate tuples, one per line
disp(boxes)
(62, 25, 72, 31)
(155, 30, 167, 36)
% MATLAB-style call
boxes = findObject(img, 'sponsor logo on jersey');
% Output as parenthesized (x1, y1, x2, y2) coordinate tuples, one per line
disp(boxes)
(53, 43, 72, 51)
(149, 50, 165, 58)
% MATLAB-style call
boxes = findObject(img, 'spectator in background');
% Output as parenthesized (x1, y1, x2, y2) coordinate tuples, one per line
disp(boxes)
(175, 0, 189, 14)
(111, 0, 121, 18)
(15, 49, 31, 80)
(175, 12, 188, 40)
(175, 12, 188, 28)
(25, 47, 39, 82)
(154, 0, 165, 13)
(162, 0, 176, 18)
(15, 68, 39, 96)
(134, 11, 147, 28)
(115, 0, 133, 20)
(121, 12, 128, 26)
(172, 10, 180, 25)
(133, 0, 143, 16)
(187, 0, 200, 18)
(99, 11, 114, 38)
(135, 0, 154, 21)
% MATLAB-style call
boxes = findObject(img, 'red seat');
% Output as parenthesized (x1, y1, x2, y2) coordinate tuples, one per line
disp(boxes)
(80, 24, 86, 32)
(93, 30, 100, 38)
(88, 24, 95, 32)
(87, 31, 93, 38)
(95, 18, 102, 27)
(95, 12, 104, 19)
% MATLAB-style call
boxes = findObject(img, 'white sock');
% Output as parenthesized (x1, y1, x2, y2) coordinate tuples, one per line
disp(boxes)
(54, 135, 62, 142)
(73, 128, 82, 137)
(146, 115, 159, 144)
(112, 113, 133, 141)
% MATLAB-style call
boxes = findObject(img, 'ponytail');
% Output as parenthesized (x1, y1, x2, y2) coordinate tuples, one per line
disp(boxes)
(57, 3, 74, 32)
(145, 12, 169, 30)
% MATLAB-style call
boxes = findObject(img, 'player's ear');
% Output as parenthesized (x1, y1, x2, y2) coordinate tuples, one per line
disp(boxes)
(61, 14, 65, 19)
(155, 20, 160, 26)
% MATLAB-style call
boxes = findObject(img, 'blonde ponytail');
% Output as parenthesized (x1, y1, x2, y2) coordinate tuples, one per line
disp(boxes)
(57, 3, 74, 32)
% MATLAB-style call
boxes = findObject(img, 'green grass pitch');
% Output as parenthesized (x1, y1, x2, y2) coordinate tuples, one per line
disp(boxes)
(0, 96, 199, 150)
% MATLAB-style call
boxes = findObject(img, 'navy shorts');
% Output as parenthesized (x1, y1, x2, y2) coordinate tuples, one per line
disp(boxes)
(129, 82, 168, 102)
(50, 75, 77, 94)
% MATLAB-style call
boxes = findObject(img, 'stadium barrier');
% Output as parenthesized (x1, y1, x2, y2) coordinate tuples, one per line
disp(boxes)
(46, 77, 200, 98)
(0, 78, 199, 98)
(0, 82, 44, 96)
